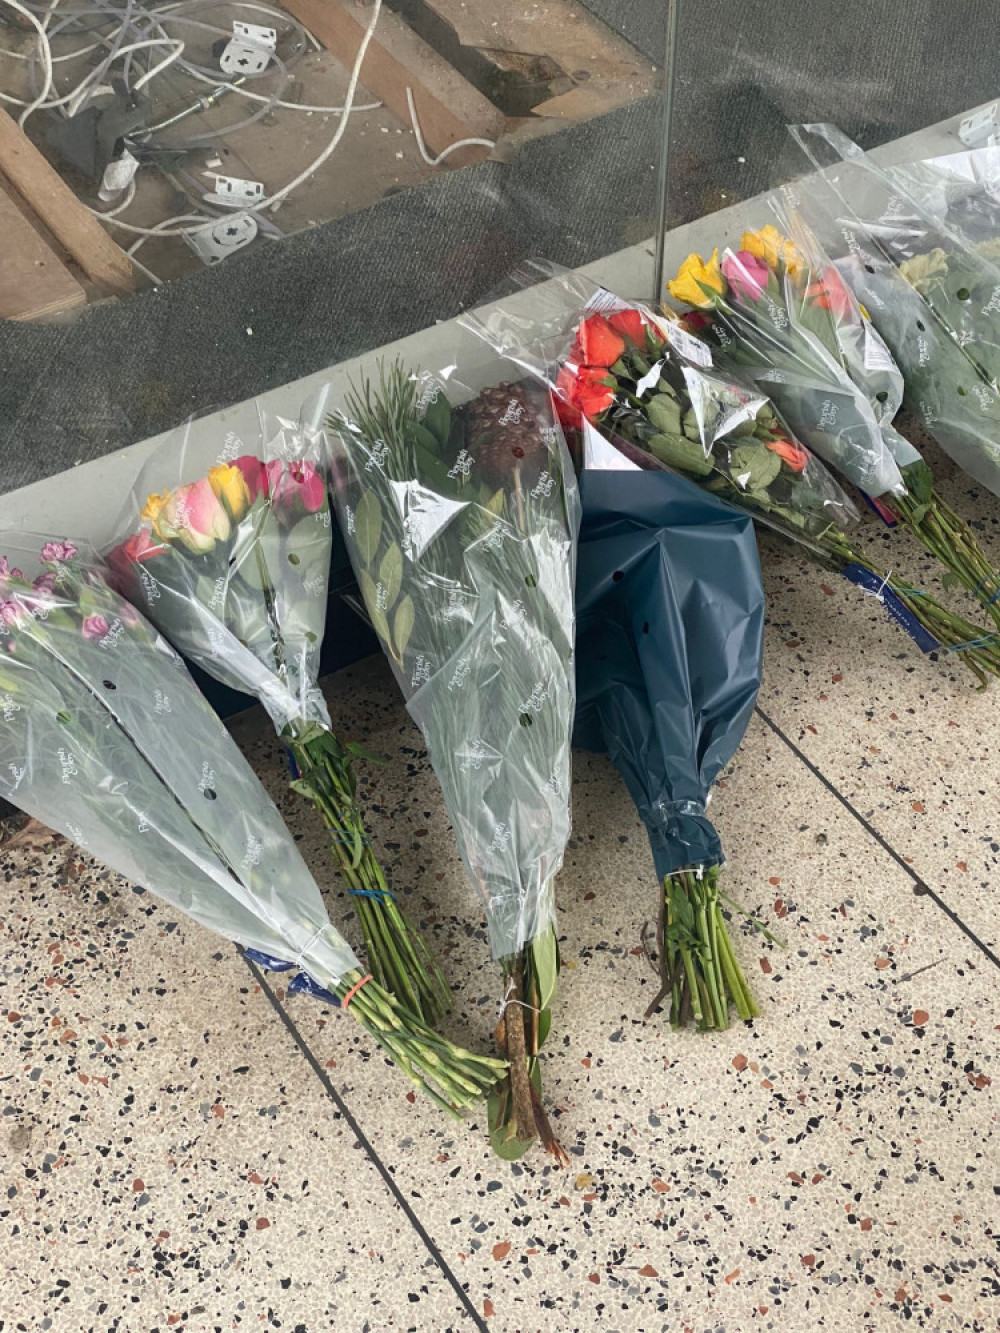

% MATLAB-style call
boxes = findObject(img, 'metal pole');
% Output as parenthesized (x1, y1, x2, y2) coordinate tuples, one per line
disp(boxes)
(651, 0, 681, 303)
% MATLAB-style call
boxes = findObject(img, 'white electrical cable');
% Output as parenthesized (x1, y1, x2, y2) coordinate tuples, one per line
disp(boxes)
(405, 86, 494, 166)
(256, 0, 383, 212)
(62, 36, 183, 115)
(0, 0, 54, 125)
(176, 61, 381, 115)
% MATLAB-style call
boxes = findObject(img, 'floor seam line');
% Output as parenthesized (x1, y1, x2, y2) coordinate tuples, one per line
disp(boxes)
(239, 948, 490, 1333)
(754, 705, 1000, 970)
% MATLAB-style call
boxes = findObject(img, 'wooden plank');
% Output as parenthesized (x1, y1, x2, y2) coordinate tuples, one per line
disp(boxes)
(395, 0, 655, 118)
(279, 0, 504, 164)
(0, 188, 86, 321)
(0, 107, 135, 297)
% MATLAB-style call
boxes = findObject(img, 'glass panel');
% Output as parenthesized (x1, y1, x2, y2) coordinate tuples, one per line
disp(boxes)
(0, 0, 667, 479)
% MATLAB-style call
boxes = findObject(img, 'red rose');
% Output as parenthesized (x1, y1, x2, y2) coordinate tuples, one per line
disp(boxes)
(806, 267, 852, 320)
(556, 362, 615, 423)
(683, 310, 713, 333)
(765, 437, 809, 472)
(606, 308, 648, 346)
(105, 529, 167, 594)
(573, 314, 626, 369)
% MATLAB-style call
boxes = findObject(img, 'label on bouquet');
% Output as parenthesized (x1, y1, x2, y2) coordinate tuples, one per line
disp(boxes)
(860, 492, 899, 527)
(842, 563, 939, 652)
(863, 321, 896, 373)
(663, 321, 713, 368)
(584, 287, 631, 315)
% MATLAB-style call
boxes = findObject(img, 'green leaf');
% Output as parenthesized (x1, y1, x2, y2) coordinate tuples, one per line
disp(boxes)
(536, 1007, 552, 1047)
(354, 491, 383, 565)
(344, 741, 389, 765)
(378, 543, 403, 611)
(409, 422, 444, 456)
(289, 778, 318, 801)
(646, 393, 683, 436)
(484, 488, 506, 517)
(487, 1083, 534, 1161)
(727, 442, 782, 493)
(359, 569, 391, 645)
(648, 432, 715, 477)
(422, 387, 453, 447)
(531, 927, 559, 1011)
(392, 595, 415, 660)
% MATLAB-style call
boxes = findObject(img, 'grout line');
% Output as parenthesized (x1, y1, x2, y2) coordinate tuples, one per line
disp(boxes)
(755, 705, 1000, 971)
(239, 948, 490, 1333)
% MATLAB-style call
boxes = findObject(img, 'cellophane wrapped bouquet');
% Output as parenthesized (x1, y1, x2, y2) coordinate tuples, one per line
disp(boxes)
(105, 404, 448, 1023)
(665, 200, 1000, 659)
(330, 358, 578, 1163)
(0, 536, 503, 1114)
(463, 262, 1000, 685)
(786, 122, 1000, 500)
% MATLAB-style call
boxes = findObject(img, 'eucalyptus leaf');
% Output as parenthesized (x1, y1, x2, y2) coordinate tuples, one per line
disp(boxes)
(354, 491, 383, 565)
(531, 926, 559, 1011)
(359, 569, 391, 646)
(379, 543, 403, 611)
(392, 595, 415, 660)
(536, 1007, 552, 1047)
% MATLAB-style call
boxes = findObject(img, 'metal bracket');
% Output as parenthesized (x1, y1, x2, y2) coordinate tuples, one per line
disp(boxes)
(184, 212, 258, 265)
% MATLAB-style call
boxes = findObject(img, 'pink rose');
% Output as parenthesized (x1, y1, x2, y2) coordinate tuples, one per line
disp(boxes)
(119, 601, 140, 627)
(233, 454, 269, 504)
(721, 250, 770, 302)
(40, 539, 77, 564)
(266, 459, 326, 514)
(33, 572, 55, 595)
(0, 600, 22, 627)
(81, 615, 109, 640)
(156, 478, 231, 554)
(0, 556, 24, 582)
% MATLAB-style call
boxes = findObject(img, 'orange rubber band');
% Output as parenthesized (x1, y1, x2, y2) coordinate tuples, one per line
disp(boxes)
(341, 973, 373, 1009)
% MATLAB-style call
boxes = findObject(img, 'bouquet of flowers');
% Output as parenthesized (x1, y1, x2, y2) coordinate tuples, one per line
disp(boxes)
(105, 406, 449, 1024)
(0, 536, 504, 1114)
(665, 208, 1000, 643)
(574, 467, 765, 1029)
(786, 122, 1000, 500)
(463, 265, 1000, 685)
(330, 360, 578, 1163)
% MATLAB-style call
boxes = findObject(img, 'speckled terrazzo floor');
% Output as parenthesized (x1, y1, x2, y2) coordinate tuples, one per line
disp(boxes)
(2, 471, 998, 1332)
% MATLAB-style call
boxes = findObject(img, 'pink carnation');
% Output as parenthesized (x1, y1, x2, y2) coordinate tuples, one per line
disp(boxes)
(81, 615, 109, 640)
(40, 539, 78, 564)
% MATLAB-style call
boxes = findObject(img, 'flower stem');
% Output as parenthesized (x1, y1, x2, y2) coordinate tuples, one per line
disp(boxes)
(657, 865, 757, 1030)
(289, 730, 452, 1025)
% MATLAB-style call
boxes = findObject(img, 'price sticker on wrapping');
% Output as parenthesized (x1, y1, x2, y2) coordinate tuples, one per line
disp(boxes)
(647, 311, 713, 368)
(863, 321, 896, 373)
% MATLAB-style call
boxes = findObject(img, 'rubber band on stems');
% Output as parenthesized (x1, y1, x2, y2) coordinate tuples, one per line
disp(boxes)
(349, 887, 396, 903)
(341, 973, 373, 1009)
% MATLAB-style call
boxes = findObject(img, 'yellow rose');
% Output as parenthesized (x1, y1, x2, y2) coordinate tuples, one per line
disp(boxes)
(141, 489, 170, 525)
(741, 225, 805, 278)
(207, 463, 251, 522)
(668, 249, 724, 308)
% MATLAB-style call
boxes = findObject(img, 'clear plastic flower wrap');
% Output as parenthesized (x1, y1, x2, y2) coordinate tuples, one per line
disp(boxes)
(105, 402, 448, 1024)
(328, 356, 579, 1162)
(785, 124, 1000, 500)
(664, 196, 1000, 651)
(0, 535, 504, 1114)
(462, 263, 1000, 685)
